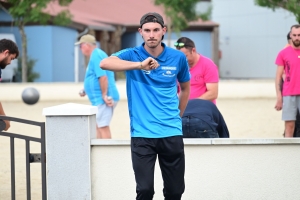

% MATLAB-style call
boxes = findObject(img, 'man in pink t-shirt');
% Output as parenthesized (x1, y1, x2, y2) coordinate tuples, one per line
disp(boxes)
(275, 24, 300, 137)
(175, 37, 219, 104)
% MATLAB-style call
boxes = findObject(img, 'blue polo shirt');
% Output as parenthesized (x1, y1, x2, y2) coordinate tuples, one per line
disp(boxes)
(84, 48, 119, 106)
(112, 43, 190, 138)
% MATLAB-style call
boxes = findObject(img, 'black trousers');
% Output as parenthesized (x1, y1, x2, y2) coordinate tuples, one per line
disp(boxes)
(131, 136, 185, 200)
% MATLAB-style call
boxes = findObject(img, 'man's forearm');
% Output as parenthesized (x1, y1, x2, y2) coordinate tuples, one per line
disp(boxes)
(178, 82, 190, 117)
(198, 90, 218, 101)
(178, 93, 189, 117)
(275, 76, 283, 99)
(0, 102, 5, 115)
(99, 76, 108, 98)
(100, 56, 140, 71)
(0, 102, 10, 131)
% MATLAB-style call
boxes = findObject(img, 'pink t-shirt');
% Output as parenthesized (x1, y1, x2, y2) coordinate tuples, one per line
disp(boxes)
(275, 46, 300, 96)
(189, 55, 219, 103)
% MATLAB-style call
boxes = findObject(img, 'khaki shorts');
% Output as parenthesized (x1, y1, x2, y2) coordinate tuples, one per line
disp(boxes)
(282, 96, 300, 121)
(96, 101, 118, 127)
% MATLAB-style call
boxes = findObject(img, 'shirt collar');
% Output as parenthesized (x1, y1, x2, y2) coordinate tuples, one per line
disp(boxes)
(138, 42, 167, 62)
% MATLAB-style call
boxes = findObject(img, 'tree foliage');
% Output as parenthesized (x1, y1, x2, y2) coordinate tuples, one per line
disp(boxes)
(154, 0, 211, 32)
(255, 0, 300, 23)
(154, 0, 211, 45)
(7, 0, 72, 26)
(3, 0, 73, 82)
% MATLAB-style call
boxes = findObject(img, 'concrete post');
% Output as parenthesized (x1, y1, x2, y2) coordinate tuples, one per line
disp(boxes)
(43, 103, 97, 200)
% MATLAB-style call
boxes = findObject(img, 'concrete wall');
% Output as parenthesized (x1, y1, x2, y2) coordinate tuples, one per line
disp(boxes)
(44, 103, 300, 200)
(212, 0, 298, 78)
(91, 139, 300, 200)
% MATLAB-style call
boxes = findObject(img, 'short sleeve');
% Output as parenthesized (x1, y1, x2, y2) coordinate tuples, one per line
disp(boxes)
(177, 56, 190, 83)
(111, 48, 133, 61)
(275, 51, 284, 66)
(91, 50, 107, 78)
(203, 61, 219, 83)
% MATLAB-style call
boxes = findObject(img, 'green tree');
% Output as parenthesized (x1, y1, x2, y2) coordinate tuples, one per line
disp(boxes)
(154, 0, 211, 46)
(255, 0, 300, 23)
(2, 0, 73, 82)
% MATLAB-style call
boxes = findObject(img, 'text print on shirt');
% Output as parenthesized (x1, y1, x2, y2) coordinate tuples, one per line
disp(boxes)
(161, 66, 176, 77)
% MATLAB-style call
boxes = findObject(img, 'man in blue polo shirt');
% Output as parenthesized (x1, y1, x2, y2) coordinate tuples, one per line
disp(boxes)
(101, 12, 190, 200)
(75, 34, 119, 139)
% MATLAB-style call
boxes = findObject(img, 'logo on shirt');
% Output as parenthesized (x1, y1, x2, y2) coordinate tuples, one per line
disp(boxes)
(194, 74, 202, 82)
(162, 66, 176, 77)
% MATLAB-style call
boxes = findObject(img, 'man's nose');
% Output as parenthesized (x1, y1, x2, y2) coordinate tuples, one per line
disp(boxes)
(149, 31, 155, 37)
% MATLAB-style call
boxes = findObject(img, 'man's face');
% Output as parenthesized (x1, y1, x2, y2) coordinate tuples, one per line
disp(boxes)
(0, 50, 16, 69)
(139, 22, 166, 49)
(79, 43, 90, 56)
(179, 47, 195, 67)
(290, 27, 300, 47)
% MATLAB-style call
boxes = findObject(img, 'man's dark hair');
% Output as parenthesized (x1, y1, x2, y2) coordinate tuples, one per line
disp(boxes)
(140, 13, 164, 28)
(287, 31, 291, 41)
(290, 24, 300, 30)
(176, 37, 195, 51)
(0, 39, 19, 58)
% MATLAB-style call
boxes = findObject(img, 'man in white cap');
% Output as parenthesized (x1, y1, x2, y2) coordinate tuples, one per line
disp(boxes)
(75, 34, 119, 139)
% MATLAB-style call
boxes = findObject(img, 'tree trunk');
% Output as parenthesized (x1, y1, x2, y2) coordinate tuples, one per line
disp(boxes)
(19, 23, 27, 82)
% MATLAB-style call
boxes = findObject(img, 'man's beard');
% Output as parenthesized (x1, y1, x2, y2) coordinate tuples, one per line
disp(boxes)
(0, 58, 8, 69)
(292, 40, 300, 47)
(146, 39, 161, 49)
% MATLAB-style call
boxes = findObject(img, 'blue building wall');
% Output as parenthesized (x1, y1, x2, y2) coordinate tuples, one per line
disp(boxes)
(122, 32, 138, 48)
(0, 9, 13, 22)
(0, 24, 78, 82)
(25, 26, 53, 82)
(52, 26, 77, 82)
(0, 26, 22, 54)
(122, 31, 212, 59)
(25, 26, 77, 82)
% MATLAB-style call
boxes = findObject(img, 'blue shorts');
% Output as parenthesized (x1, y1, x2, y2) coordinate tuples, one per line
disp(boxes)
(96, 102, 118, 127)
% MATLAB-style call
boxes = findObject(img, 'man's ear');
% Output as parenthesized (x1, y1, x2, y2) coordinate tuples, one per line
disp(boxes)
(163, 26, 167, 34)
(192, 48, 197, 53)
(138, 28, 142, 35)
(3, 50, 9, 55)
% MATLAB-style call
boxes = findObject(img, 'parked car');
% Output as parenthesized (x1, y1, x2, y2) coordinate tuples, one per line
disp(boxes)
(0, 33, 18, 82)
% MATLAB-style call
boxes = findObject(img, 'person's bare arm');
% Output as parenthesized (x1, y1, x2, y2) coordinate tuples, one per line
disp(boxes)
(99, 76, 113, 106)
(178, 81, 190, 117)
(100, 56, 159, 71)
(275, 66, 284, 111)
(0, 102, 10, 131)
(198, 82, 218, 101)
